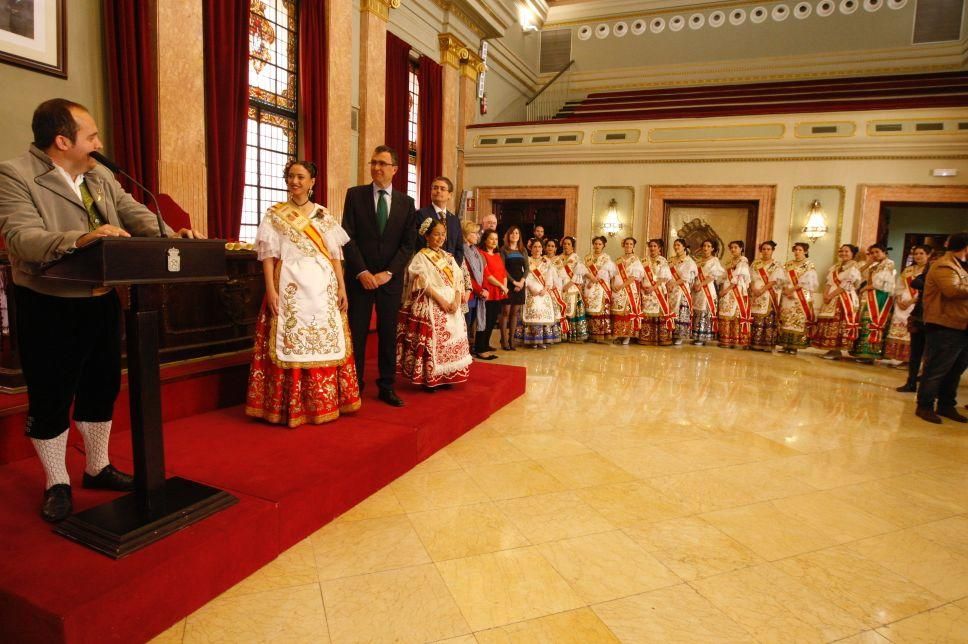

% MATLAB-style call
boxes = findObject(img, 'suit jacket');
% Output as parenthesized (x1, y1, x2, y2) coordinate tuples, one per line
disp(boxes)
(415, 205, 463, 266)
(0, 145, 171, 297)
(341, 183, 417, 292)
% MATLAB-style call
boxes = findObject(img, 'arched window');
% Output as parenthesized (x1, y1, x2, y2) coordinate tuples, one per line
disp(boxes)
(407, 59, 420, 201)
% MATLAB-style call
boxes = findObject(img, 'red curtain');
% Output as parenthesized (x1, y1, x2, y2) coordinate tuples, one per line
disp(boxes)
(384, 32, 411, 195)
(417, 55, 443, 209)
(102, 0, 158, 203)
(299, 0, 327, 202)
(203, 0, 249, 240)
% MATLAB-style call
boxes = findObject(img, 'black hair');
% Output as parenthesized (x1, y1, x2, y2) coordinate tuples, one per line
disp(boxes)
(622, 236, 637, 246)
(910, 244, 932, 255)
(478, 229, 499, 250)
(946, 232, 968, 252)
(868, 243, 888, 253)
(703, 239, 719, 253)
(432, 176, 453, 192)
(561, 236, 577, 249)
(728, 240, 745, 252)
(792, 242, 810, 257)
(759, 240, 777, 250)
(841, 244, 859, 258)
(648, 238, 665, 250)
(592, 235, 608, 246)
(32, 98, 86, 149)
(673, 238, 690, 251)
(284, 159, 318, 179)
(374, 145, 398, 166)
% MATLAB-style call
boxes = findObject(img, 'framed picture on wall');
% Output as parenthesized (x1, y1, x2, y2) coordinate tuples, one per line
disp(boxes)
(0, 0, 66, 78)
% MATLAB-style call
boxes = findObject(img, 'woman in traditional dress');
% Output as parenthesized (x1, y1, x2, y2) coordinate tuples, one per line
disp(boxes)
(474, 229, 509, 357)
(691, 240, 726, 346)
(396, 219, 473, 390)
(749, 241, 783, 352)
(584, 235, 616, 343)
(558, 236, 589, 342)
(246, 160, 361, 427)
(775, 242, 818, 355)
(668, 238, 698, 345)
(518, 238, 559, 348)
(639, 239, 675, 346)
(611, 237, 645, 345)
(885, 245, 930, 367)
(543, 238, 568, 341)
(498, 226, 528, 350)
(813, 244, 862, 360)
(717, 240, 752, 349)
(851, 243, 897, 363)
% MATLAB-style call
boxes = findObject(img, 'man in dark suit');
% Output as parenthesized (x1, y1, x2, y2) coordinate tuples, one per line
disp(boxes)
(415, 176, 462, 266)
(341, 145, 417, 407)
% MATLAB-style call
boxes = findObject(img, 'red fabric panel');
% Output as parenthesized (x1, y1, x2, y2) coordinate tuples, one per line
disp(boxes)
(417, 55, 443, 209)
(299, 0, 328, 200)
(202, 1, 249, 240)
(384, 32, 411, 195)
(102, 0, 158, 202)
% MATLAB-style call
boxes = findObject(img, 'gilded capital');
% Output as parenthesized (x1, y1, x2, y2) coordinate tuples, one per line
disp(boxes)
(438, 33, 470, 69)
(361, 0, 398, 21)
(461, 50, 485, 80)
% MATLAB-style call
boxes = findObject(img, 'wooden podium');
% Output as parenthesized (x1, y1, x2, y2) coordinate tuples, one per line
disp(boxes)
(42, 238, 238, 558)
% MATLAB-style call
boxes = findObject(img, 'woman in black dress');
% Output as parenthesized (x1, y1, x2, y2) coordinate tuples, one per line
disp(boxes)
(498, 225, 529, 350)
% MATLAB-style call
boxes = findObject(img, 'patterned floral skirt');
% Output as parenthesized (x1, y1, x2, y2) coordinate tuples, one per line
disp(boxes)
(749, 311, 778, 351)
(673, 301, 692, 341)
(883, 337, 911, 362)
(717, 317, 750, 348)
(245, 303, 361, 428)
(396, 299, 472, 387)
(851, 299, 890, 359)
(587, 311, 612, 342)
(612, 312, 640, 339)
(639, 317, 673, 346)
(811, 310, 852, 351)
(515, 322, 561, 346)
(691, 310, 716, 343)
(564, 294, 589, 343)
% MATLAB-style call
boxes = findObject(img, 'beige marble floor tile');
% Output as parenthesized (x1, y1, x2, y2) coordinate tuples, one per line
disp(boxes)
(408, 502, 530, 561)
(221, 538, 317, 598)
(762, 452, 886, 490)
(875, 601, 968, 643)
(593, 445, 699, 478)
(495, 491, 614, 543)
(774, 546, 946, 626)
(701, 501, 841, 560)
(474, 608, 619, 643)
(436, 546, 584, 631)
(592, 583, 756, 643)
(623, 516, 763, 580)
(832, 630, 893, 643)
(183, 583, 328, 643)
(887, 468, 968, 512)
(444, 436, 531, 468)
(536, 452, 636, 489)
(845, 529, 968, 601)
(537, 529, 681, 603)
(391, 468, 490, 512)
(646, 470, 771, 514)
(148, 620, 185, 644)
(576, 480, 699, 527)
(913, 515, 968, 558)
(310, 514, 430, 581)
(828, 478, 965, 528)
(411, 448, 464, 474)
(769, 491, 900, 543)
(504, 432, 592, 459)
(707, 460, 819, 501)
(464, 460, 567, 500)
(321, 564, 470, 643)
(433, 636, 478, 644)
(691, 563, 870, 642)
(333, 483, 405, 522)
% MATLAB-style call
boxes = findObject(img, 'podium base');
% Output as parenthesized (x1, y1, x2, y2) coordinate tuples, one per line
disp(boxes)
(54, 476, 238, 559)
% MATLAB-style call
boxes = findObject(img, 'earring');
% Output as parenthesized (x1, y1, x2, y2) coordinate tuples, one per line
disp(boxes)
(308, 188, 314, 199)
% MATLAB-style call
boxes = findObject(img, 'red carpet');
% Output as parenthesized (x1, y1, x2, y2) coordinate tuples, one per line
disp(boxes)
(0, 356, 526, 643)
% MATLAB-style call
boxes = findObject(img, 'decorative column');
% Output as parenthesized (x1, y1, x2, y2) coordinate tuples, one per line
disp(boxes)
(438, 34, 468, 188)
(327, 0, 354, 210)
(357, 0, 398, 184)
(155, 2, 207, 233)
(456, 51, 485, 201)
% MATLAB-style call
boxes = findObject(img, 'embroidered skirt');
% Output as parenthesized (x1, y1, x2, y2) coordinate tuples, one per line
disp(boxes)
(851, 298, 890, 359)
(691, 310, 716, 343)
(564, 294, 589, 342)
(673, 301, 692, 341)
(639, 317, 673, 346)
(749, 311, 778, 350)
(811, 310, 852, 351)
(717, 317, 750, 348)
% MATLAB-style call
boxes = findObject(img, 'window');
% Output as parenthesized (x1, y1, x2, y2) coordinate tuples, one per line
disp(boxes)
(241, 0, 299, 243)
(407, 60, 419, 201)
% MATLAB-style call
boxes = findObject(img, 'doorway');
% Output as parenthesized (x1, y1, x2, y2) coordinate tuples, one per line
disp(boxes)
(491, 199, 566, 242)
(878, 202, 968, 267)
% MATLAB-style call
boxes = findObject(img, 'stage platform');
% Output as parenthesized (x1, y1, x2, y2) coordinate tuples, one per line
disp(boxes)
(0, 358, 526, 643)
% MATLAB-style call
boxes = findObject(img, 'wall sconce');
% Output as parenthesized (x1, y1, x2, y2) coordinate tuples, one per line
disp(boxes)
(801, 199, 828, 242)
(519, 5, 539, 31)
(602, 199, 623, 237)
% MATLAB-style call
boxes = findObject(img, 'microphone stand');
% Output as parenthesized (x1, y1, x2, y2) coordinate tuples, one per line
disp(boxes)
(90, 151, 167, 238)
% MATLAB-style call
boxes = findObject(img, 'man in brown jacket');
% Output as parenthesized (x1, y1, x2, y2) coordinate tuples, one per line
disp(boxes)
(916, 232, 968, 424)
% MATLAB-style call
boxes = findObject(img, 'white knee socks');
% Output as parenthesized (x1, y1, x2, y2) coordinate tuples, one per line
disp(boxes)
(76, 420, 111, 476)
(31, 432, 69, 489)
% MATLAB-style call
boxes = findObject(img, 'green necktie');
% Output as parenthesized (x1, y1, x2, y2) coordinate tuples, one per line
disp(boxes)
(79, 180, 104, 231)
(376, 189, 389, 234)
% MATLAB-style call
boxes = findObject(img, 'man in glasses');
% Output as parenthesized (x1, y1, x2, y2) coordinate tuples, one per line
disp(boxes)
(341, 145, 417, 407)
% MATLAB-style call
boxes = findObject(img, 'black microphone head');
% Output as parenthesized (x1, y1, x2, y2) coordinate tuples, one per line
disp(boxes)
(90, 151, 122, 173)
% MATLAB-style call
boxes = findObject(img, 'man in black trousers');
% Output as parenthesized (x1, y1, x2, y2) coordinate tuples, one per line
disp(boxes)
(415, 176, 463, 266)
(341, 145, 417, 406)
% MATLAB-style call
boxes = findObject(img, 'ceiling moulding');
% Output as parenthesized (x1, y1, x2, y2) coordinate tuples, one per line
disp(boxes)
(546, 0, 741, 25)
(428, 0, 518, 39)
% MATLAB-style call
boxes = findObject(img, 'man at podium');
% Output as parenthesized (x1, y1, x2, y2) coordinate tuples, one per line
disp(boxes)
(0, 98, 198, 523)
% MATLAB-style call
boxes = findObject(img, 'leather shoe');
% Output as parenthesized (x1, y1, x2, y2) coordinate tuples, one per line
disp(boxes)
(378, 388, 405, 407)
(915, 406, 943, 424)
(41, 484, 72, 523)
(82, 464, 135, 492)
(938, 406, 968, 423)
(895, 383, 917, 393)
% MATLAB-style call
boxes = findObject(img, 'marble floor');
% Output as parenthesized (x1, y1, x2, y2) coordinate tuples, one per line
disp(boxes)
(152, 343, 968, 643)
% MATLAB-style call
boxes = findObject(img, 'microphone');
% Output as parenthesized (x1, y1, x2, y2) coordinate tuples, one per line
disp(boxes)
(89, 151, 167, 238)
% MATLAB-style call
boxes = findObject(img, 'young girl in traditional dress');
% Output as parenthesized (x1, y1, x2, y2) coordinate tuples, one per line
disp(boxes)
(246, 160, 361, 427)
(749, 241, 783, 352)
(691, 240, 726, 346)
(851, 243, 897, 363)
(668, 238, 697, 345)
(611, 237, 645, 345)
(884, 245, 930, 365)
(396, 219, 472, 390)
(717, 240, 752, 349)
(813, 244, 862, 360)
(584, 235, 616, 343)
(639, 239, 674, 346)
(518, 238, 559, 348)
(559, 236, 589, 342)
(776, 242, 818, 355)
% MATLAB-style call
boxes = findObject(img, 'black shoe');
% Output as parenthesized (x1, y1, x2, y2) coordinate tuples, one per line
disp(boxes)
(378, 388, 405, 407)
(916, 406, 943, 424)
(486, 345, 497, 352)
(41, 484, 72, 523)
(422, 385, 438, 393)
(895, 383, 917, 393)
(938, 406, 968, 423)
(475, 353, 498, 361)
(82, 464, 135, 492)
